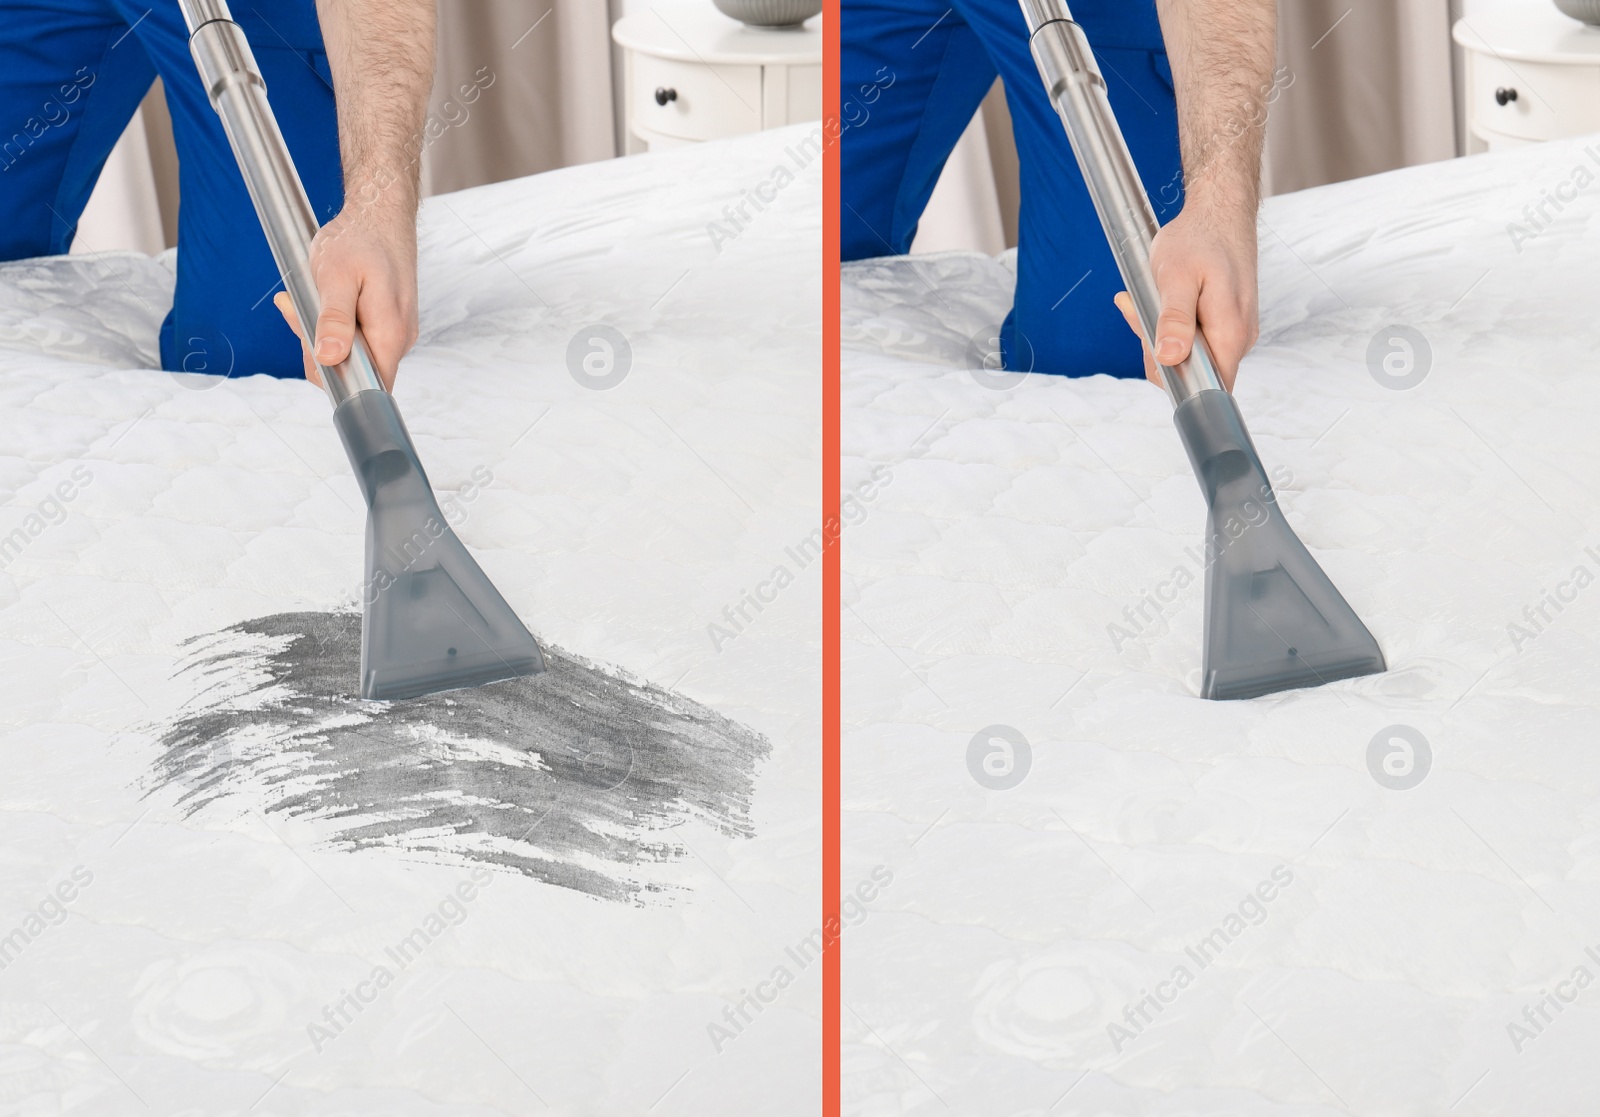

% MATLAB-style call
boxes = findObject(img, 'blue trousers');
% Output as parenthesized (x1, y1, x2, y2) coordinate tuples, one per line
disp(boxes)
(0, 0, 343, 378)
(841, 0, 1183, 378)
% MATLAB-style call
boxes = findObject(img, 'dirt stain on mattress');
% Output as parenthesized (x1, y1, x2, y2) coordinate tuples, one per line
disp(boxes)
(147, 611, 768, 903)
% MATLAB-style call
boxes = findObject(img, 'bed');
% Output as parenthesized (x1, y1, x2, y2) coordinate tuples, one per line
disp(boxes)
(842, 133, 1600, 1115)
(0, 123, 819, 1115)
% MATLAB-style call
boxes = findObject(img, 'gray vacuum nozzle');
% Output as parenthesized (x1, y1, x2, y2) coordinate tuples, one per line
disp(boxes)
(334, 391, 546, 701)
(1017, 0, 1384, 697)
(1175, 390, 1385, 700)
(175, 0, 543, 703)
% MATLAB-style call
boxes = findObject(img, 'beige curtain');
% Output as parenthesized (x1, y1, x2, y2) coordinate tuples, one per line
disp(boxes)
(141, 79, 181, 246)
(420, 0, 616, 196)
(1266, 0, 1457, 194)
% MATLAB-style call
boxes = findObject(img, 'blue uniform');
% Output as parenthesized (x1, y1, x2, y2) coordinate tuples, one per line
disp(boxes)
(0, 0, 343, 378)
(841, 0, 1182, 378)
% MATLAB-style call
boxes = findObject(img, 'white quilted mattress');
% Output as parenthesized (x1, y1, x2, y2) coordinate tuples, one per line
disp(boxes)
(842, 135, 1600, 1115)
(0, 125, 818, 1114)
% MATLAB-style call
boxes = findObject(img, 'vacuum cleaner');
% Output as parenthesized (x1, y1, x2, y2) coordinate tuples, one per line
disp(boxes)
(1020, 0, 1385, 699)
(177, 0, 545, 700)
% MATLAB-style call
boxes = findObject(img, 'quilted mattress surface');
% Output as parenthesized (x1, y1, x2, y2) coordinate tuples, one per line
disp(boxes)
(842, 134, 1600, 1115)
(0, 125, 819, 1114)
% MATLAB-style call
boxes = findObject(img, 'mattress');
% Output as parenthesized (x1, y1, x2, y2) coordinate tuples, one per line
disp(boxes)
(0, 123, 819, 1114)
(842, 134, 1600, 1115)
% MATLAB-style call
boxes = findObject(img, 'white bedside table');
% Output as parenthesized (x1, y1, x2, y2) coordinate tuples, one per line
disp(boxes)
(612, 2, 822, 154)
(1455, 8, 1600, 151)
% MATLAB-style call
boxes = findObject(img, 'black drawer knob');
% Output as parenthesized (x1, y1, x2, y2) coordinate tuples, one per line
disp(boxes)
(1495, 86, 1518, 106)
(654, 86, 677, 106)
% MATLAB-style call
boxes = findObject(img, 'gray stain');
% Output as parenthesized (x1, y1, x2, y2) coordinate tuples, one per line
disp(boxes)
(148, 611, 769, 903)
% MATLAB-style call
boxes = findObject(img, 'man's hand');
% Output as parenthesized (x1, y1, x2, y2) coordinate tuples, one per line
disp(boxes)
(277, 0, 433, 390)
(1112, 194, 1258, 392)
(272, 209, 417, 391)
(1122, 0, 1274, 392)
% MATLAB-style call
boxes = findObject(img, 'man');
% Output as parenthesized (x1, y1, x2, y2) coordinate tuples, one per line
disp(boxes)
(0, 0, 433, 388)
(841, 0, 1274, 390)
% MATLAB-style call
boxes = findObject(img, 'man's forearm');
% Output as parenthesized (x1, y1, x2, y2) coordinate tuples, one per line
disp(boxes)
(1155, 0, 1276, 215)
(314, 0, 435, 222)
(1110, 0, 1275, 389)
(276, 0, 434, 386)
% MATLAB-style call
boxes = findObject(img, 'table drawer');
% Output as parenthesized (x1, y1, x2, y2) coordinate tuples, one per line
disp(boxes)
(632, 52, 762, 141)
(1470, 52, 1600, 141)
(762, 63, 822, 127)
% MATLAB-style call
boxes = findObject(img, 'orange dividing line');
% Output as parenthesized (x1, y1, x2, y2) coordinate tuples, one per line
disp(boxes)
(822, 0, 841, 1111)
